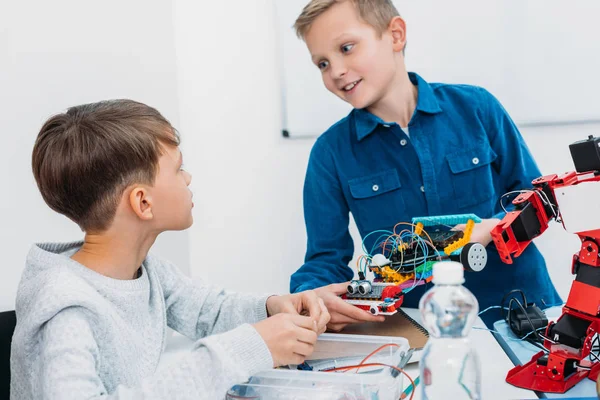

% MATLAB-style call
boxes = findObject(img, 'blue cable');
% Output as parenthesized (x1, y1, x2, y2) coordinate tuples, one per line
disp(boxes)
(477, 305, 508, 316)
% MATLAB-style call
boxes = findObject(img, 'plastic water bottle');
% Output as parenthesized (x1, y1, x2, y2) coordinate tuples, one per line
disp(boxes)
(418, 261, 481, 399)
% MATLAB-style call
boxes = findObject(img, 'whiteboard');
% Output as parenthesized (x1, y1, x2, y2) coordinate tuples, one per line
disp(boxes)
(275, 0, 600, 138)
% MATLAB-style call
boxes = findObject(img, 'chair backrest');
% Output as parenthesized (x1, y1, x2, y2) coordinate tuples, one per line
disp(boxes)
(0, 311, 16, 399)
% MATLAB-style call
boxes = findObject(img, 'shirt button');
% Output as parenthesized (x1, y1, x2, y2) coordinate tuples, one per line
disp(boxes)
(372, 184, 379, 192)
(420, 186, 425, 193)
(472, 157, 479, 165)
(382, 124, 390, 128)
(400, 139, 407, 146)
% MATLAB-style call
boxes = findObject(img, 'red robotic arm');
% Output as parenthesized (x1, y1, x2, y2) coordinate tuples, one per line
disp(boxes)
(491, 174, 559, 264)
(491, 136, 600, 393)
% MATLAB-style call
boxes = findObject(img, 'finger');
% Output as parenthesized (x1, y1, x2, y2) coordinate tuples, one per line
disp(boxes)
(316, 299, 330, 333)
(329, 313, 369, 325)
(293, 341, 315, 358)
(301, 292, 322, 323)
(333, 296, 386, 322)
(328, 282, 351, 295)
(290, 314, 320, 330)
(452, 224, 466, 231)
(326, 323, 348, 332)
(296, 326, 318, 345)
(329, 313, 385, 327)
(281, 302, 299, 315)
(290, 354, 306, 366)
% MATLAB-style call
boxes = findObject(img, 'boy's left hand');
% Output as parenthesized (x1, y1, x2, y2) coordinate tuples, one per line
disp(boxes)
(266, 291, 330, 334)
(453, 218, 501, 247)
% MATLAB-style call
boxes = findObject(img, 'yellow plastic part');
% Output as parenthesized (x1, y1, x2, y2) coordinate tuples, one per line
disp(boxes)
(415, 222, 424, 236)
(380, 267, 412, 284)
(443, 218, 475, 255)
(396, 242, 408, 252)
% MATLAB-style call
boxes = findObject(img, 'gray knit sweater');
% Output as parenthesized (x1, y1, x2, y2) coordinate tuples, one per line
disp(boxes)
(10, 242, 274, 399)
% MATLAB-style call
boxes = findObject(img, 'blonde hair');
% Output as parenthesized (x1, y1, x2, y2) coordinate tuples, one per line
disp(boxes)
(294, 0, 400, 39)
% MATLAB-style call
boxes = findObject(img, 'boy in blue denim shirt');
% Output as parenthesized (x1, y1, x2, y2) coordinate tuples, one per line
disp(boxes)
(289, 0, 561, 328)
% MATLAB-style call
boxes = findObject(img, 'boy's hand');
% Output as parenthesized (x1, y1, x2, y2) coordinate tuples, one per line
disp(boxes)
(253, 314, 320, 367)
(453, 218, 501, 247)
(266, 291, 330, 334)
(314, 283, 385, 332)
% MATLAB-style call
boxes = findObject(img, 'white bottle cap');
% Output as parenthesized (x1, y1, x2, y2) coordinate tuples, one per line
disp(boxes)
(432, 261, 465, 285)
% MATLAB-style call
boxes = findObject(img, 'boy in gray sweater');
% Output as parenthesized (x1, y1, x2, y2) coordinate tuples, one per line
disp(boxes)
(11, 100, 329, 399)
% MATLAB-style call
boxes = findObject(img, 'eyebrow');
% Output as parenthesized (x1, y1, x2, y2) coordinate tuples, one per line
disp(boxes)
(310, 33, 354, 63)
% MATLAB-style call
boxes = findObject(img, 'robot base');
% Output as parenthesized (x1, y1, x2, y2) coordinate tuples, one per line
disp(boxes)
(506, 351, 590, 393)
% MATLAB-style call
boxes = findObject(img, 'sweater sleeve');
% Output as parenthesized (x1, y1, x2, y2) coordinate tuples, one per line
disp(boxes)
(33, 307, 273, 400)
(149, 256, 273, 339)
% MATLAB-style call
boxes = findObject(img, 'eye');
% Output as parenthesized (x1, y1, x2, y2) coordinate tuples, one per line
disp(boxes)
(179, 163, 186, 171)
(341, 43, 354, 53)
(317, 60, 329, 70)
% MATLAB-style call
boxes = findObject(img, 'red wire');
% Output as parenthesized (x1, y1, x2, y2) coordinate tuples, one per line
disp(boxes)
(325, 362, 416, 400)
(358, 343, 401, 366)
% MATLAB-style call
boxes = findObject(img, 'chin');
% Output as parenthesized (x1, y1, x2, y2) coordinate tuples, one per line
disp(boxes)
(182, 216, 194, 230)
(343, 92, 374, 110)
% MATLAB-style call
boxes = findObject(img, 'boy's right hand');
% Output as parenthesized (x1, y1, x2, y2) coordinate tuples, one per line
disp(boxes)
(253, 313, 320, 367)
(314, 283, 385, 332)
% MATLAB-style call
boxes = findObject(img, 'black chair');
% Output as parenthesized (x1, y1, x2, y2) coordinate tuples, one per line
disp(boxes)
(0, 311, 16, 399)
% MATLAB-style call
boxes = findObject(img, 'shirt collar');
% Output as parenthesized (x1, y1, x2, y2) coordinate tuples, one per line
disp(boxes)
(353, 72, 443, 141)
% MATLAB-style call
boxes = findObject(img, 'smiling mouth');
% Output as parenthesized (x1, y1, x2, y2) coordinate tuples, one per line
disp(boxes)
(343, 79, 362, 92)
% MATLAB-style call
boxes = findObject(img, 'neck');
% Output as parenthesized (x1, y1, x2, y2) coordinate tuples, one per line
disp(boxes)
(71, 221, 157, 280)
(366, 69, 417, 127)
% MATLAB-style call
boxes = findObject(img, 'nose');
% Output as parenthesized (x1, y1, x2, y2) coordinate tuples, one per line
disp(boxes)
(329, 59, 347, 80)
(184, 170, 192, 186)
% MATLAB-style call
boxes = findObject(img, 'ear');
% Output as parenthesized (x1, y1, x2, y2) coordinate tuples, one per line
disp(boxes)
(388, 16, 407, 53)
(129, 186, 154, 221)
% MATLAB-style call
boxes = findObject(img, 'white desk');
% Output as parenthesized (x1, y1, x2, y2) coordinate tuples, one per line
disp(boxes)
(159, 308, 537, 399)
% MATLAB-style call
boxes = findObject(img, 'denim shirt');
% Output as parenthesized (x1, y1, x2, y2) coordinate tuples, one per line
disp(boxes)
(290, 72, 560, 323)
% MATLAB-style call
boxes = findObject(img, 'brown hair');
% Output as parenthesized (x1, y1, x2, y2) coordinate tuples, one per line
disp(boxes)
(32, 99, 179, 232)
(294, 0, 400, 39)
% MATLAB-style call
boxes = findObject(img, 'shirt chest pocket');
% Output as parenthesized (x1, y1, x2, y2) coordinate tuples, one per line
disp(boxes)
(347, 169, 406, 232)
(446, 144, 498, 210)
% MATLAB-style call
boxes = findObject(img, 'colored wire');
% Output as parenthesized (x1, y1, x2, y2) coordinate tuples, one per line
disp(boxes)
(361, 229, 395, 255)
(457, 353, 475, 398)
(478, 305, 508, 316)
(357, 343, 401, 366)
(325, 362, 415, 400)
(500, 189, 559, 220)
(472, 326, 549, 352)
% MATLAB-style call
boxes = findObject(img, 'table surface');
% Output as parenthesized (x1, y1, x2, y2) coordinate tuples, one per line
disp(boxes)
(159, 307, 537, 399)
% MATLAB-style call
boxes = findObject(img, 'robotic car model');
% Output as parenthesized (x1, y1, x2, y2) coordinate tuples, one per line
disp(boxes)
(342, 214, 488, 316)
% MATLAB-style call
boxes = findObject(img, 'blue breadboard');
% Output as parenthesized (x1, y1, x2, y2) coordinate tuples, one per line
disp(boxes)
(412, 213, 482, 226)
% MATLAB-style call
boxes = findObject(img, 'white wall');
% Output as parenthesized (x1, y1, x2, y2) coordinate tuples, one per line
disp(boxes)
(173, 0, 313, 294)
(172, 0, 593, 302)
(1, 0, 592, 311)
(0, 0, 189, 311)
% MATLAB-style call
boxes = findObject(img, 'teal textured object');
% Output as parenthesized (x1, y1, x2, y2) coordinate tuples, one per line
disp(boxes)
(412, 213, 481, 226)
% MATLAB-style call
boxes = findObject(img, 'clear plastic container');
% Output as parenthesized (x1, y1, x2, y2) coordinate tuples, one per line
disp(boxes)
(227, 333, 410, 400)
(419, 261, 481, 399)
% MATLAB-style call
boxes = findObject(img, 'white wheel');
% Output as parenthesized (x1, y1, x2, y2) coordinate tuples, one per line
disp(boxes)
(462, 242, 487, 272)
(369, 305, 379, 315)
